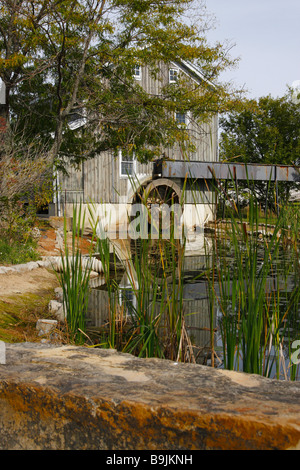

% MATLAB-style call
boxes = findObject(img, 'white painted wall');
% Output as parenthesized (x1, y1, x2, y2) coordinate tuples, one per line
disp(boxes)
(0, 79, 5, 105)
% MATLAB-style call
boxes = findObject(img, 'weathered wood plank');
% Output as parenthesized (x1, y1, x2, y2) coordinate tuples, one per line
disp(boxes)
(161, 161, 300, 182)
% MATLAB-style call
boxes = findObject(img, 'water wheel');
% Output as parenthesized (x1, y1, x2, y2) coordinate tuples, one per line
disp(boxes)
(144, 178, 181, 207)
(130, 179, 183, 281)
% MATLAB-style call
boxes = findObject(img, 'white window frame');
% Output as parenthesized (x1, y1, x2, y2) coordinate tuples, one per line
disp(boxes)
(119, 149, 136, 178)
(169, 68, 179, 83)
(175, 110, 190, 127)
(133, 64, 142, 80)
(118, 286, 137, 318)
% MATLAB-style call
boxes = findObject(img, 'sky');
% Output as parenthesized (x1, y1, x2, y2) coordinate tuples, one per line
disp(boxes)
(204, 0, 300, 100)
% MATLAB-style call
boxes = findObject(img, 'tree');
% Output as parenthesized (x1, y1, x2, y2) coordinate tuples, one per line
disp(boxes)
(0, 0, 241, 167)
(219, 93, 300, 208)
(0, 126, 52, 242)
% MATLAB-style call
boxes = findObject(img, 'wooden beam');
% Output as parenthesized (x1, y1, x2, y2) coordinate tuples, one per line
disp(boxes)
(159, 161, 300, 182)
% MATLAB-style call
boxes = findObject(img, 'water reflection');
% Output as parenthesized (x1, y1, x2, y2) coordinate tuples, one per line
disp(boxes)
(87, 257, 214, 362)
(85, 234, 300, 380)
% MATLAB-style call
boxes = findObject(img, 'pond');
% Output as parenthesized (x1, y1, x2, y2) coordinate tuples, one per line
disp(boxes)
(85, 233, 300, 381)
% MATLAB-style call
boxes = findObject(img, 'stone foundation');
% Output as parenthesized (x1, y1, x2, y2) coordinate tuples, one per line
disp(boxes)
(0, 343, 299, 450)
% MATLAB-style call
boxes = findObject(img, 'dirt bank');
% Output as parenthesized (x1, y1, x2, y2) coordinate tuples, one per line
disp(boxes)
(0, 223, 68, 342)
(0, 224, 64, 300)
(0, 268, 59, 299)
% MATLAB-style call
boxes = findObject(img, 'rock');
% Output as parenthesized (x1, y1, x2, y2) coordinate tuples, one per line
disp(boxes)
(13, 262, 39, 273)
(12, 264, 27, 273)
(37, 259, 53, 268)
(48, 300, 62, 313)
(0, 256, 102, 276)
(54, 287, 63, 302)
(36, 319, 58, 336)
(0, 267, 14, 274)
(48, 300, 65, 322)
(0, 341, 5, 365)
(0, 260, 50, 274)
(54, 230, 64, 251)
(0, 343, 300, 450)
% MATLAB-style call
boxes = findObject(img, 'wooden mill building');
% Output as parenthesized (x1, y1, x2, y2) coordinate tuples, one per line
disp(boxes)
(52, 60, 219, 238)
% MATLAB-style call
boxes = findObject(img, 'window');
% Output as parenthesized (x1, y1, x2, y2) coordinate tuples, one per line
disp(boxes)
(176, 112, 187, 125)
(67, 107, 87, 130)
(133, 65, 141, 80)
(169, 68, 178, 83)
(175, 111, 190, 128)
(119, 288, 137, 316)
(119, 150, 136, 177)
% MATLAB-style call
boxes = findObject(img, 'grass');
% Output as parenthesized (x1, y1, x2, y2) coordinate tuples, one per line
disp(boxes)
(219, 206, 279, 226)
(0, 292, 57, 343)
(0, 236, 40, 266)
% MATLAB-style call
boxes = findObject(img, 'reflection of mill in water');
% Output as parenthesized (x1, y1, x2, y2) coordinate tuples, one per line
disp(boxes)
(86, 240, 215, 364)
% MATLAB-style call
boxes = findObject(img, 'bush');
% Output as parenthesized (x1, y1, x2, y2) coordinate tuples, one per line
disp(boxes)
(0, 126, 53, 249)
(0, 236, 40, 265)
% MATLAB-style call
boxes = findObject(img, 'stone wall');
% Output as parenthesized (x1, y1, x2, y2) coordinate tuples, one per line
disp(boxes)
(0, 343, 299, 450)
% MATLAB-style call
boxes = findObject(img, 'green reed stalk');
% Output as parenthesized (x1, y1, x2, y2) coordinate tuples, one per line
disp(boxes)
(88, 192, 166, 357)
(87, 202, 121, 349)
(158, 227, 185, 361)
(57, 204, 96, 344)
(214, 238, 241, 371)
(89, 174, 187, 361)
(123, 201, 186, 360)
(96, 236, 119, 349)
(229, 190, 283, 375)
(123, 237, 164, 358)
(206, 172, 300, 378)
(159, 178, 187, 361)
(120, 174, 162, 357)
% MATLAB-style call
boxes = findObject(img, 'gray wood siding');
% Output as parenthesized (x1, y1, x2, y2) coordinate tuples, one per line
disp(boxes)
(59, 61, 218, 204)
(59, 151, 154, 204)
(137, 61, 218, 163)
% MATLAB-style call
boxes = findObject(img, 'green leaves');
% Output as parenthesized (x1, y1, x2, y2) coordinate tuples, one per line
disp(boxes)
(0, 0, 240, 166)
(220, 95, 300, 166)
(219, 94, 300, 207)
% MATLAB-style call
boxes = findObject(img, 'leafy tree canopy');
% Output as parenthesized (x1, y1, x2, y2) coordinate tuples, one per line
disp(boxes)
(219, 93, 300, 166)
(0, 0, 242, 167)
(219, 92, 300, 206)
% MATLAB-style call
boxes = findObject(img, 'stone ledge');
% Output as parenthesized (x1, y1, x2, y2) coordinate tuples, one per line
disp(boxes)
(0, 258, 54, 275)
(0, 342, 299, 450)
(0, 256, 103, 276)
